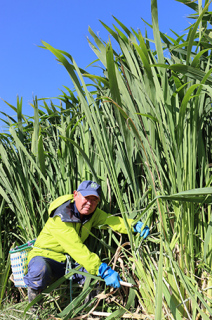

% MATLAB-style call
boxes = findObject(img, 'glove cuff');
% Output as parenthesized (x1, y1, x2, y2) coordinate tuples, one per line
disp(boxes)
(98, 262, 110, 278)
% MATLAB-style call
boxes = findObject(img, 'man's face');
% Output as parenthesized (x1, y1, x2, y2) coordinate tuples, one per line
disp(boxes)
(73, 191, 100, 215)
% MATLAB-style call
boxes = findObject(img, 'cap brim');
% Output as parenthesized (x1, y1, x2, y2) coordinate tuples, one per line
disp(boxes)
(80, 190, 100, 199)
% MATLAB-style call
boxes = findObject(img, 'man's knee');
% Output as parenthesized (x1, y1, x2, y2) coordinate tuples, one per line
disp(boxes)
(24, 256, 52, 290)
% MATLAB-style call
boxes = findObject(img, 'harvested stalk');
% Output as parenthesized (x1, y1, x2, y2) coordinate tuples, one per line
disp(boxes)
(120, 280, 135, 288)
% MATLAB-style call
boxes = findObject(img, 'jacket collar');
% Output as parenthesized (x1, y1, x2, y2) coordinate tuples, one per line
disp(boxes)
(52, 199, 95, 224)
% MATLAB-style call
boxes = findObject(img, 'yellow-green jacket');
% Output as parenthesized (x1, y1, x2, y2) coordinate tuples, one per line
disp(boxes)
(28, 195, 134, 275)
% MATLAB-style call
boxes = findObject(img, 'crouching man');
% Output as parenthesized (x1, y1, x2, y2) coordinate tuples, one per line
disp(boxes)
(24, 180, 150, 302)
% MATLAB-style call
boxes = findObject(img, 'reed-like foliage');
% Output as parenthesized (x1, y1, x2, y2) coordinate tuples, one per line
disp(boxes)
(0, 0, 212, 319)
(40, 0, 212, 318)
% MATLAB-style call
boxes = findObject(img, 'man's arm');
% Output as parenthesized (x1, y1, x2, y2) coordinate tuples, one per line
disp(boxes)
(92, 208, 134, 233)
(48, 216, 102, 275)
(92, 208, 150, 238)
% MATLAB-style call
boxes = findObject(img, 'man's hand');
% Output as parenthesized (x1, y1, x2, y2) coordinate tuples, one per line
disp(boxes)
(133, 221, 150, 239)
(98, 263, 121, 288)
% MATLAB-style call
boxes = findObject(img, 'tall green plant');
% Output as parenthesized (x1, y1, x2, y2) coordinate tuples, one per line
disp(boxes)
(1, 0, 212, 318)
(0, 199, 12, 307)
(40, 0, 212, 318)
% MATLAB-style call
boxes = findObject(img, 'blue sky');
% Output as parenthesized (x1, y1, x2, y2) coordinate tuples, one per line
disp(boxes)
(0, 0, 195, 131)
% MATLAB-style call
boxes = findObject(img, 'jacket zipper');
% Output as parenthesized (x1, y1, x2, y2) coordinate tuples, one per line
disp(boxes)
(79, 222, 83, 237)
(79, 219, 88, 237)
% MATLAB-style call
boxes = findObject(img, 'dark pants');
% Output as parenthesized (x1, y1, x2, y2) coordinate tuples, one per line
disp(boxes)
(23, 256, 87, 291)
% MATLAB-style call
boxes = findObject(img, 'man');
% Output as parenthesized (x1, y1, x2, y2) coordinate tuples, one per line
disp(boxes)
(24, 180, 150, 302)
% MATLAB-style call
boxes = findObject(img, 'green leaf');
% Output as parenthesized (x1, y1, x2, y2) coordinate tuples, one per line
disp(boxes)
(155, 238, 163, 319)
(106, 40, 122, 107)
(204, 212, 212, 261)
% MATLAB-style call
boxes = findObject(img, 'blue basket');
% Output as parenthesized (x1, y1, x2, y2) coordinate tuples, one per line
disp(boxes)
(9, 240, 36, 288)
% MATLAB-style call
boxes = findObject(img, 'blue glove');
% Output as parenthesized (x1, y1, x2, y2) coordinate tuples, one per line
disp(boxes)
(133, 221, 150, 239)
(98, 263, 121, 288)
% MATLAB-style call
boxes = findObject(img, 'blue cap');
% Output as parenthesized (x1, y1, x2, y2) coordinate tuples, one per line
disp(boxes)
(77, 180, 101, 199)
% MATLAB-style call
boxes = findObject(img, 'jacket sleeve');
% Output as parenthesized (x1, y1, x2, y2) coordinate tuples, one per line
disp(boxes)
(92, 208, 134, 234)
(47, 216, 102, 275)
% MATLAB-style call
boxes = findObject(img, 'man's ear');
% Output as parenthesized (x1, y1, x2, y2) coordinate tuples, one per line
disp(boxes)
(73, 190, 78, 199)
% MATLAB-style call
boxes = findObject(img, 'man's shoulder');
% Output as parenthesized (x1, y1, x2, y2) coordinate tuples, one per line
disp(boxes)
(91, 207, 108, 223)
(48, 194, 74, 216)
